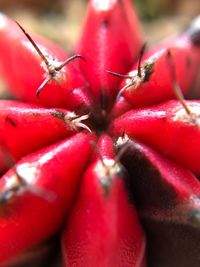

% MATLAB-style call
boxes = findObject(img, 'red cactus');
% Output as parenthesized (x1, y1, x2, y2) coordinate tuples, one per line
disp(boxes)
(0, 1, 199, 267)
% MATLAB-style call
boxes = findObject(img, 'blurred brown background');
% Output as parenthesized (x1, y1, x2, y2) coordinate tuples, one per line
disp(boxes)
(0, 0, 199, 50)
(0, 0, 199, 96)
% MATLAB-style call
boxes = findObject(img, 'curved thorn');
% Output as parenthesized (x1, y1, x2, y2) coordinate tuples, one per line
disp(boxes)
(115, 140, 130, 164)
(76, 113, 90, 121)
(166, 50, 176, 83)
(166, 50, 192, 115)
(116, 81, 135, 101)
(73, 54, 87, 62)
(106, 70, 132, 79)
(76, 122, 92, 133)
(15, 21, 49, 67)
(56, 54, 87, 71)
(73, 113, 91, 132)
(36, 75, 52, 98)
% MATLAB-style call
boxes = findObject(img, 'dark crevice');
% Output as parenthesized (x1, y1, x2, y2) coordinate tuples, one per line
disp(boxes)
(6, 116, 17, 127)
(119, 141, 177, 210)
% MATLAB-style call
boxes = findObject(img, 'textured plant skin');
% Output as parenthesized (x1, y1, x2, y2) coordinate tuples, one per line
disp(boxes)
(0, 100, 81, 160)
(0, 132, 95, 265)
(120, 139, 200, 267)
(0, 13, 92, 111)
(119, 25, 200, 107)
(0, 0, 199, 267)
(62, 135, 146, 267)
(75, 0, 142, 107)
(110, 100, 200, 174)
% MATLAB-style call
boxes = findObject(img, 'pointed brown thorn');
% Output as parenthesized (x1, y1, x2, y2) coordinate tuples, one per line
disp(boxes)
(106, 70, 132, 79)
(35, 54, 86, 98)
(107, 42, 147, 80)
(55, 54, 86, 71)
(15, 21, 49, 67)
(15, 21, 86, 98)
(166, 50, 192, 115)
(108, 43, 147, 101)
(36, 76, 52, 98)
(106, 71, 134, 100)
(116, 81, 135, 101)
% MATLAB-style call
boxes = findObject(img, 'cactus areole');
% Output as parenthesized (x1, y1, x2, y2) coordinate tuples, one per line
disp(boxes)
(0, 1, 200, 267)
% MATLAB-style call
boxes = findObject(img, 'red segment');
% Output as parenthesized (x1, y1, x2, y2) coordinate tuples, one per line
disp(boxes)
(121, 140, 200, 267)
(110, 100, 200, 174)
(0, 100, 77, 160)
(122, 140, 200, 206)
(0, 132, 95, 264)
(0, 14, 92, 111)
(109, 96, 132, 120)
(76, 0, 142, 106)
(121, 34, 200, 107)
(62, 135, 146, 267)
